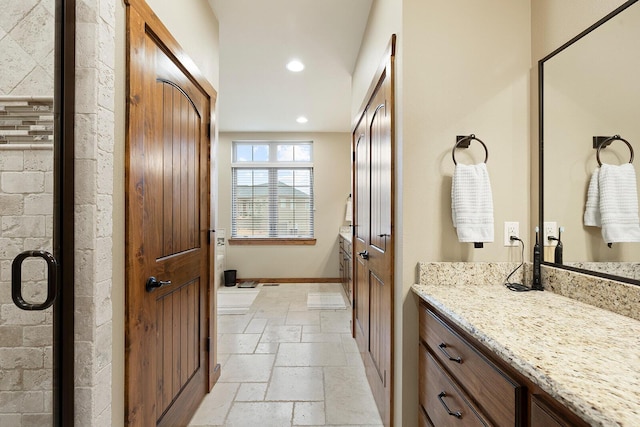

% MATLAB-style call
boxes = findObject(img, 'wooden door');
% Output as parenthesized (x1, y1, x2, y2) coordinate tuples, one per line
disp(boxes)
(125, 1, 218, 426)
(352, 36, 395, 427)
(354, 117, 369, 344)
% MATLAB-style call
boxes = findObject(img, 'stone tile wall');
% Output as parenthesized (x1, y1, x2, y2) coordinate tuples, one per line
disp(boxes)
(74, 0, 115, 425)
(0, 0, 55, 97)
(1, 0, 118, 424)
(0, 1, 56, 425)
(0, 144, 54, 426)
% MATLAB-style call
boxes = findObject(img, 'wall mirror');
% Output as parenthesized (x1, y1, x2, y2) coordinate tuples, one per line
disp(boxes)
(540, 0, 640, 284)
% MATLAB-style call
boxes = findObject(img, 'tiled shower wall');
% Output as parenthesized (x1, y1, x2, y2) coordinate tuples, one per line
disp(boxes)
(0, 0, 116, 425)
(0, 145, 54, 426)
(0, 1, 56, 425)
(0, 1, 55, 97)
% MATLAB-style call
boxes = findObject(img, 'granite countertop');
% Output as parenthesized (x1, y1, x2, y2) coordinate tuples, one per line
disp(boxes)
(339, 232, 352, 243)
(412, 283, 640, 427)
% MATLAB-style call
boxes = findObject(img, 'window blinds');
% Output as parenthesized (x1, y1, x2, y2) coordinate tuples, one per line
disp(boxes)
(231, 167, 314, 238)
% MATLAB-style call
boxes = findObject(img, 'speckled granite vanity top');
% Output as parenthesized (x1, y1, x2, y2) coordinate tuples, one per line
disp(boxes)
(339, 232, 352, 242)
(412, 282, 640, 427)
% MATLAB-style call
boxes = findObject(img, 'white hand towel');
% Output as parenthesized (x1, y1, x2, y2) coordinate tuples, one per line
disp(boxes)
(451, 163, 494, 243)
(584, 168, 601, 227)
(598, 163, 640, 244)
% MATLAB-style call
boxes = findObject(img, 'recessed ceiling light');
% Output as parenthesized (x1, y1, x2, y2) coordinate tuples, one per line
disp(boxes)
(286, 60, 305, 72)
(296, 116, 308, 124)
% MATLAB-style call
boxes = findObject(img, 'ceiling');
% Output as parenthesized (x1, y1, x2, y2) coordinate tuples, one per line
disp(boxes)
(208, 0, 373, 133)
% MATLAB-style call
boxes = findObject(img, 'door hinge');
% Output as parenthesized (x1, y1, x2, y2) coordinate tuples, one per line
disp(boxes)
(207, 122, 211, 139)
(206, 336, 211, 352)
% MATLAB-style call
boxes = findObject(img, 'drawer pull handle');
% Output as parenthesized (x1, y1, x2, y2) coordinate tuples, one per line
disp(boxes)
(438, 343, 462, 363)
(438, 392, 462, 419)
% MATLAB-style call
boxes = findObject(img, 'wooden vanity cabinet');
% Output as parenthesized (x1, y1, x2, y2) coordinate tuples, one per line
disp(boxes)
(529, 393, 590, 427)
(338, 235, 353, 307)
(418, 301, 590, 427)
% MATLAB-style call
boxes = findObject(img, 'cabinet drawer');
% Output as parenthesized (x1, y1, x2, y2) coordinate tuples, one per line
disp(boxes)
(419, 406, 434, 427)
(419, 345, 488, 426)
(530, 394, 585, 427)
(420, 306, 523, 426)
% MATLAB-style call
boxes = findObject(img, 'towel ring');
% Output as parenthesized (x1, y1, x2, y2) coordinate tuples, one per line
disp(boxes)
(596, 135, 634, 167)
(452, 134, 489, 165)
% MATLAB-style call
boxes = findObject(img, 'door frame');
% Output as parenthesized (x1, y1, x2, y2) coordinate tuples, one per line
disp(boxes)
(55, 0, 76, 424)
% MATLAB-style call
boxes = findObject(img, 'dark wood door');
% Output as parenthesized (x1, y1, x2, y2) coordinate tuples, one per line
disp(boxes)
(352, 37, 395, 427)
(354, 118, 370, 344)
(125, 1, 217, 425)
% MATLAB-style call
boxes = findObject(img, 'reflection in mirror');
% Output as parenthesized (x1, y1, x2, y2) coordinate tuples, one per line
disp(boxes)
(540, 0, 640, 283)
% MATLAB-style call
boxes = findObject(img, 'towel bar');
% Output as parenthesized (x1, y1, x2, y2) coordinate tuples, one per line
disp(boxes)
(452, 134, 489, 165)
(594, 134, 634, 166)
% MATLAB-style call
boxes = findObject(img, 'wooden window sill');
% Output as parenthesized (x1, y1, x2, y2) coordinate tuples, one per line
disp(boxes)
(228, 238, 316, 246)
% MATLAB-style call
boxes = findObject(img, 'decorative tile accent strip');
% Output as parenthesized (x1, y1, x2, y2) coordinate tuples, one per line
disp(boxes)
(542, 265, 640, 321)
(418, 261, 530, 287)
(0, 97, 54, 145)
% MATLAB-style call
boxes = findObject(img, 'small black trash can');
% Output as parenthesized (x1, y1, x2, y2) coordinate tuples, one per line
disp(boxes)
(224, 269, 237, 287)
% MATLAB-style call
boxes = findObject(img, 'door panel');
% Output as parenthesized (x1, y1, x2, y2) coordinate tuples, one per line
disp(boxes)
(369, 96, 391, 253)
(125, 2, 215, 425)
(155, 280, 200, 420)
(354, 122, 369, 245)
(369, 271, 387, 384)
(354, 254, 369, 348)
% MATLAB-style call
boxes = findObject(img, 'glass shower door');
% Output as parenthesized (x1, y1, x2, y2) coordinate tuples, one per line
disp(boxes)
(0, 0, 73, 425)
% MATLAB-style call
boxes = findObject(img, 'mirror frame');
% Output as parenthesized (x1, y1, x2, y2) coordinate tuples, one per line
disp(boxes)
(538, 0, 640, 286)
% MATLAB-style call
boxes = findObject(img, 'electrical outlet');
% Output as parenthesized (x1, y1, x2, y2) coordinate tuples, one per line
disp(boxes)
(504, 221, 519, 246)
(544, 221, 557, 247)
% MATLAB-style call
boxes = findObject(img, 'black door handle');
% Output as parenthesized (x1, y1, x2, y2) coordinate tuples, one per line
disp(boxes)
(358, 250, 369, 260)
(146, 276, 172, 292)
(12, 250, 58, 311)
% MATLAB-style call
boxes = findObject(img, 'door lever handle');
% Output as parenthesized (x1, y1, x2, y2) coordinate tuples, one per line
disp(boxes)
(358, 250, 369, 260)
(146, 276, 172, 292)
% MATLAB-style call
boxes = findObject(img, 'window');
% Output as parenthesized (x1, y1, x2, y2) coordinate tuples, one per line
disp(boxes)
(231, 141, 314, 243)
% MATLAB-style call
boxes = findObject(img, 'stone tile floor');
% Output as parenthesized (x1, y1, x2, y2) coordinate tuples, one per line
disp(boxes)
(189, 283, 383, 427)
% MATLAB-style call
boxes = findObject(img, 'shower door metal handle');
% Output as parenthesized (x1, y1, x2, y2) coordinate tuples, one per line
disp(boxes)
(11, 250, 59, 311)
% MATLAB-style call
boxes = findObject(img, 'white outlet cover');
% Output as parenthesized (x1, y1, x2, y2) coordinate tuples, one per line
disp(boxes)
(504, 221, 519, 246)
(544, 221, 557, 247)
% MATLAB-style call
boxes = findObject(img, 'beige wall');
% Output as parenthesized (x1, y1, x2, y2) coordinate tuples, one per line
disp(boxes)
(145, 0, 220, 89)
(113, 1, 219, 426)
(217, 132, 351, 281)
(351, 0, 402, 122)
